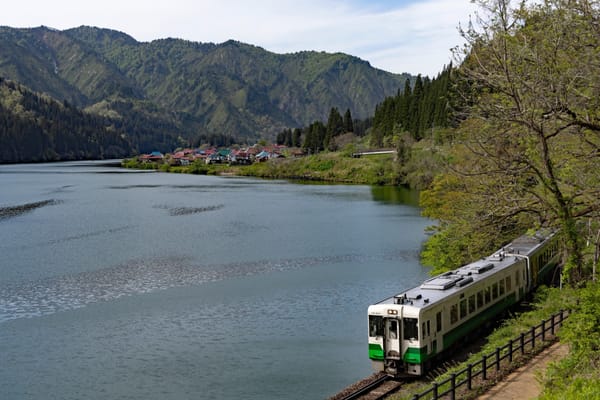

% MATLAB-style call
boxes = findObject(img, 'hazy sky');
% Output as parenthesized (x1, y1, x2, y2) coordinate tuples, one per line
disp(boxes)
(2, 0, 478, 76)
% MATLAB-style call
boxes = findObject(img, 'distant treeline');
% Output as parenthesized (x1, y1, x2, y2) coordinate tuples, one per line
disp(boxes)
(275, 107, 370, 152)
(275, 64, 453, 152)
(370, 64, 453, 145)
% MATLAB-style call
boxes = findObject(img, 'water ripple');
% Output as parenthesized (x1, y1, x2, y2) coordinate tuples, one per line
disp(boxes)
(153, 204, 225, 216)
(0, 251, 414, 323)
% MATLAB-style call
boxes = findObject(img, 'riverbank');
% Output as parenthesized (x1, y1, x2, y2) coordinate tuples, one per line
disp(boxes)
(123, 151, 403, 185)
(123, 140, 444, 188)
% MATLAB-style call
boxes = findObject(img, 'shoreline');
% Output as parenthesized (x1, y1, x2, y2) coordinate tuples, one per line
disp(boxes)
(121, 151, 404, 186)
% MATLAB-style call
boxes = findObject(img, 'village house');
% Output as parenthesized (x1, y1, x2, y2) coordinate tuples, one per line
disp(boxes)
(139, 151, 164, 163)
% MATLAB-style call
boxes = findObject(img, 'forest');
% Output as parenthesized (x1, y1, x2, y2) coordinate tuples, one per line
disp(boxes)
(0, 78, 132, 162)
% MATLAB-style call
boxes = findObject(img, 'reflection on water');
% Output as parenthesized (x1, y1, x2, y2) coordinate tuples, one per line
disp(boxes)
(0, 250, 416, 323)
(370, 185, 420, 206)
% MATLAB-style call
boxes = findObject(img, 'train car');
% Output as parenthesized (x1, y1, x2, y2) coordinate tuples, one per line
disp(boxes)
(367, 230, 560, 377)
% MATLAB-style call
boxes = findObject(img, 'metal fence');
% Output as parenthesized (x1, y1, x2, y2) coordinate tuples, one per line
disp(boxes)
(411, 309, 569, 400)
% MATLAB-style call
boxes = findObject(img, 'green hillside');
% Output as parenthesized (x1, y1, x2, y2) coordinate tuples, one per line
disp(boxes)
(0, 77, 133, 162)
(0, 25, 412, 142)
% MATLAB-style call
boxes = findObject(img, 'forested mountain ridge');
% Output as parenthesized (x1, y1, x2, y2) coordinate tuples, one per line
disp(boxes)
(0, 25, 411, 142)
(0, 77, 134, 162)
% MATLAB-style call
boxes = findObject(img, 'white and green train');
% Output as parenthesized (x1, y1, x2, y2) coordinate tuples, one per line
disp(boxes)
(367, 230, 560, 376)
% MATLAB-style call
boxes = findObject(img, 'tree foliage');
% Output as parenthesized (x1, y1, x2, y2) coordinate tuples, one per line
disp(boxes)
(539, 283, 600, 398)
(421, 0, 600, 283)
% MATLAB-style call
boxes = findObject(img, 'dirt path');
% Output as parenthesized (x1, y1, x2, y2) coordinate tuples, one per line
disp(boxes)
(476, 342, 569, 400)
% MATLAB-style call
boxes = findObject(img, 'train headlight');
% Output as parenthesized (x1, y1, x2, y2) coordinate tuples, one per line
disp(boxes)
(387, 309, 398, 315)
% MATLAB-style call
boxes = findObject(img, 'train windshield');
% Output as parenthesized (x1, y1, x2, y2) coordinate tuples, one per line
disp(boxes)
(403, 318, 419, 340)
(369, 316, 384, 337)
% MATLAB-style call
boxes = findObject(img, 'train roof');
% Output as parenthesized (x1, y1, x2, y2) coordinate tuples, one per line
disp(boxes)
(373, 230, 556, 310)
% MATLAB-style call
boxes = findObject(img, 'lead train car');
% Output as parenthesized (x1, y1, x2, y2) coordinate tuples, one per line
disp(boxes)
(367, 230, 559, 376)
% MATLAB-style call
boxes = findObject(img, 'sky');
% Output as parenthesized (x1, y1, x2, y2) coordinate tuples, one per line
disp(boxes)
(1, 0, 479, 77)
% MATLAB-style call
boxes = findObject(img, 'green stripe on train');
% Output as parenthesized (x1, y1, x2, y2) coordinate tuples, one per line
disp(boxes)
(443, 293, 517, 349)
(403, 346, 428, 363)
(369, 343, 384, 360)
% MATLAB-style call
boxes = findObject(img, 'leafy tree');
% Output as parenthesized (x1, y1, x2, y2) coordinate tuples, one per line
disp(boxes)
(426, 0, 600, 282)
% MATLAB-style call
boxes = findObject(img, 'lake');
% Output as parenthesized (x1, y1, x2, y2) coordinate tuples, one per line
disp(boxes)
(0, 161, 431, 399)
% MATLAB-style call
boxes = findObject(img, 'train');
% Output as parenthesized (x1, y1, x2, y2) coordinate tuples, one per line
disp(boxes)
(367, 229, 560, 377)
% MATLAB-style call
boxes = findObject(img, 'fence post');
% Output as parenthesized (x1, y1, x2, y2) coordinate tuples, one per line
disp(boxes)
(520, 332, 525, 355)
(412, 395, 419, 400)
(482, 354, 487, 380)
(433, 382, 438, 400)
(542, 319, 546, 341)
(467, 364, 473, 390)
(450, 373, 456, 400)
(531, 326, 536, 349)
(551, 313, 556, 335)
(559, 309, 564, 326)
(495, 347, 501, 371)
(508, 338, 513, 363)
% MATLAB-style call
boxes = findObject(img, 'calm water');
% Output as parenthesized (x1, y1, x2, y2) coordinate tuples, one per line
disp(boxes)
(0, 161, 431, 400)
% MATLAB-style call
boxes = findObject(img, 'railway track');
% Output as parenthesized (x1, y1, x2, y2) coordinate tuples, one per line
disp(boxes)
(331, 373, 404, 400)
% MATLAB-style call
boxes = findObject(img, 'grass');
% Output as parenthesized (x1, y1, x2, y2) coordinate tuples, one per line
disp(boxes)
(122, 152, 403, 185)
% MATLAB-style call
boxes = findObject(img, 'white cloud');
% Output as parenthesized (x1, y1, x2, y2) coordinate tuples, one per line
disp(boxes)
(2, 0, 477, 76)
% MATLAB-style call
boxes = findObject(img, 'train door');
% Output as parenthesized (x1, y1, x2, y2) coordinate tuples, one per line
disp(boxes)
(385, 318, 401, 359)
(402, 316, 422, 374)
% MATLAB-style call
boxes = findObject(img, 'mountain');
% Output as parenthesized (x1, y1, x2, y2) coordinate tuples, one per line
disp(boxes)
(0, 77, 133, 162)
(0, 25, 412, 143)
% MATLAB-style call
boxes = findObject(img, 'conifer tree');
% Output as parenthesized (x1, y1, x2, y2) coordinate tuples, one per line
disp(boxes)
(343, 109, 354, 133)
(292, 128, 302, 147)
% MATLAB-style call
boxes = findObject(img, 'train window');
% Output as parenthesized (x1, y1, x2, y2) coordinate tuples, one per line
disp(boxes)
(506, 276, 512, 291)
(492, 283, 499, 300)
(499, 279, 505, 296)
(485, 287, 491, 304)
(404, 318, 418, 340)
(422, 322, 426, 339)
(369, 316, 384, 337)
(436, 311, 442, 332)
(477, 291, 484, 308)
(469, 295, 476, 313)
(389, 320, 398, 339)
(460, 299, 467, 319)
(516, 270, 520, 286)
(427, 320, 431, 336)
(450, 304, 458, 324)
